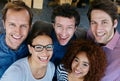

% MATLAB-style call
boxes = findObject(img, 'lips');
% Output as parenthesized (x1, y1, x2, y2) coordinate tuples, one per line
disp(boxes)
(96, 32, 105, 37)
(12, 34, 22, 40)
(38, 56, 49, 62)
(60, 36, 68, 40)
(74, 70, 82, 74)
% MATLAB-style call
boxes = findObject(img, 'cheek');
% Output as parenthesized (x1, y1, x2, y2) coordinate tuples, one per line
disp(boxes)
(68, 30, 75, 36)
(71, 62, 76, 70)
(55, 29, 61, 35)
(83, 67, 89, 74)
(49, 51, 53, 57)
(91, 26, 96, 32)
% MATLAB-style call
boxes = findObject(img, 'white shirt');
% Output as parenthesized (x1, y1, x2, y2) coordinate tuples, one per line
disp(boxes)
(0, 57, 55, 81)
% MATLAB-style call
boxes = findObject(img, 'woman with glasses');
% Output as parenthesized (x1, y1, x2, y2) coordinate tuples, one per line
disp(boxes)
(57, 40, 107, 81)
(0, 21, 55, 81)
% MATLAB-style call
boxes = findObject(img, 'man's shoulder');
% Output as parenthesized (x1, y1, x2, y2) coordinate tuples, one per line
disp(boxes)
(75, 27, 87, 39)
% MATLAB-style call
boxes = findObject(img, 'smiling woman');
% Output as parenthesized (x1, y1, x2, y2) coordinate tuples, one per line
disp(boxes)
(57, 39, 107, 81)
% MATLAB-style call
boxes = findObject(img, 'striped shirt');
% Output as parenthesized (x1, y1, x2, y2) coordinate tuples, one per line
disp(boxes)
(57, 64, 68, 81)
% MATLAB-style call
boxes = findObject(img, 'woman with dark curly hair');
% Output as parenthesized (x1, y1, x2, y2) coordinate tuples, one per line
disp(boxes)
(57, 39, 107, 81)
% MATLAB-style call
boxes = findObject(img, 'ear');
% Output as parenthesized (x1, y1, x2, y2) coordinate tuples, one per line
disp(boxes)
(28, 45, 32, 54)
(75, 26, 77, 31)
(29, 25, 32, 32)
(113, 19, 118, 28)
(2, 20, 6, 29)
(52, 23, 55, 28)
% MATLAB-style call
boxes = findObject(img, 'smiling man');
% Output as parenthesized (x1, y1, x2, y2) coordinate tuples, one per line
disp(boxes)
(0, 1, 33, 78)
(87, 0, 120, 81)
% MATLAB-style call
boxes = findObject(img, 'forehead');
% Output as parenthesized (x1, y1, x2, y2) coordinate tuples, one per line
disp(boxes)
(91, 10, 112, 21)
(76, 52, 89, 62)
(5, 9, 30, 25)
(55, 16, 75, 24)
(32, 35, 52, 45)
(6, 9, 30, 20)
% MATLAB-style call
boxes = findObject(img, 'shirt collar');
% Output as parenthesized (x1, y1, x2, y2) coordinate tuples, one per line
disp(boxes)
(103, 30, 120, 50)
(0, 33, 27, 52)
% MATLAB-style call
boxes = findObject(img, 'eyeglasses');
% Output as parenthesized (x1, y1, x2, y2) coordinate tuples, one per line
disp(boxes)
(31, 44, 53, 52)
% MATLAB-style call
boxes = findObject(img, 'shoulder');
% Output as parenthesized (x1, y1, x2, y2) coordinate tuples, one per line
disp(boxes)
(48, 61, 55, 73)
(48, 61, 55, 69)
(57, 64, 67, 73)
(0, 58, 27, 81)
(57, 64, 68, 81)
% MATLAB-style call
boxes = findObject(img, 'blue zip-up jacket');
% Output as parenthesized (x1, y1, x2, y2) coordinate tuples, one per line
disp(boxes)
(0, 33, 29, 78)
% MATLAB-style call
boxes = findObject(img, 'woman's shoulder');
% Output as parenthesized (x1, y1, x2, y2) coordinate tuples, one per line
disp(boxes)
(57, 64, 68, 81)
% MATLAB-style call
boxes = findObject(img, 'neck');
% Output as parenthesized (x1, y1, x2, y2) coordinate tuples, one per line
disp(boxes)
(68, 73, 84, 81)
(28, 57, 47, 79)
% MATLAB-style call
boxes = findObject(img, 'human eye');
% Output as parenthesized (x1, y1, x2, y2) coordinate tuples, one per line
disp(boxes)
(74, 57, 79, 62)
(9, 23, 15, 28)
(90, 21, 96, 25)
(82, 62, 89, 68)
(68, 26, 74, 30)
(46, 44, 53, 51)
(35, 45, 43, 51)
(56, 25, 62, 29)
(102, 21, 108, 25)
(83, 63, 89, 66)
(20, 25, 28, 29)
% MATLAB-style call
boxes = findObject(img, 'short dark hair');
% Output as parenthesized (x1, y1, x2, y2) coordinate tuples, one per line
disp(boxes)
(27, 21, 53, 46)
(87, 0, 119, 24)
(51, 3, 80, 26)
(2, 1, 33, 25)
(62, 39, 107, 81)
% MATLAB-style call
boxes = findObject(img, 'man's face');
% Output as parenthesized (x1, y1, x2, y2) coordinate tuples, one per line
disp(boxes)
(53, 16, 76, 46)
(3, 9, 30, 50)
(90, 10, 117, 44)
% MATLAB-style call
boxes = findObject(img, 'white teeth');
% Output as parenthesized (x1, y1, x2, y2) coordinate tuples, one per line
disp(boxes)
(12, 35, 21, 39)
(96, 32, 105, 37)
(74, 70, 82, 74)
(60, 36, 68, 40)
(39, 57, 47, 60)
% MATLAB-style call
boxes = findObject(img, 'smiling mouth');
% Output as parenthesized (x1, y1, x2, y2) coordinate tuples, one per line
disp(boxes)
(74, 70, 82, 74)
(38, 56, 49, 62)
(12, 34, 22, 40)
(96, 32, 105, 37)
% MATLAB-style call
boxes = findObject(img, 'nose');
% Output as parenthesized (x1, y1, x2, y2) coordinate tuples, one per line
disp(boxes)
(61, 28, 67, 37)
(76, 63, 82, 70)
(15, 27, 21, 35)
(41, 48, 48, 55)
(96, 24, 104, 33)
(96, 24, 103, 30)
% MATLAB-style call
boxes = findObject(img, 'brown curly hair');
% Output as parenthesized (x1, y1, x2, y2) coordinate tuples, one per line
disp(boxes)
(61, 39, 107, 81)
(2, 0, 33, 25)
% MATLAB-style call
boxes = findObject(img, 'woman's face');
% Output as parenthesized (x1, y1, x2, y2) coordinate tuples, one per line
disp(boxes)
(28, 35, 53, 67)
(71, 52, 90, 79)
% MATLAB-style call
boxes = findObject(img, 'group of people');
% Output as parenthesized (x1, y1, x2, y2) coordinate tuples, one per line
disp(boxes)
(0, 0, 120, 81)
